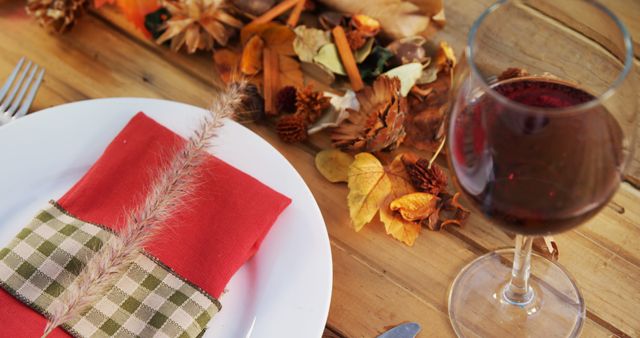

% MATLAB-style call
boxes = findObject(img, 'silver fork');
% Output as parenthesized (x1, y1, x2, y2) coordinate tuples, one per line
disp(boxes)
(0, 57, 45, 126)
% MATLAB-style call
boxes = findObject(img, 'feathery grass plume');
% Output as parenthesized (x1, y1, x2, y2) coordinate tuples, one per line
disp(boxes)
(43, 81, 248, 337)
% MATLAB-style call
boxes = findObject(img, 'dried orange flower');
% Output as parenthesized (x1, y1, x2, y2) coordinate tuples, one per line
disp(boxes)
(346, 29, 367, 50)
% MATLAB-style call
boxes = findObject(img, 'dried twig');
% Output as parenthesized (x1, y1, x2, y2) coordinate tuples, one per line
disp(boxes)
(43, 82, 248, 337)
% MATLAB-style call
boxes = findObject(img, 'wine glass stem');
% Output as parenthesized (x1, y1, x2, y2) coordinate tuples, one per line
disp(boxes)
(503, 235, 534, 305)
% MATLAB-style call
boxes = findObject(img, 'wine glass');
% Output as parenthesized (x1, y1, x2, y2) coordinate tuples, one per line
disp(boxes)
(446, 1, 637, 337)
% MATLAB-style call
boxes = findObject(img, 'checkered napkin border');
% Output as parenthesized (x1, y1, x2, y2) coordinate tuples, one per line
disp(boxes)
(0, 202, 220, 338)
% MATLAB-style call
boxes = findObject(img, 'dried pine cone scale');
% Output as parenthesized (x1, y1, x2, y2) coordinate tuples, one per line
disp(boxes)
(27, 0, 89, 33)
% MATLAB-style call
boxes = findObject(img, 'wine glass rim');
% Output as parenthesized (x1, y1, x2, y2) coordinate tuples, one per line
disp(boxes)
(467, 0, 634, 114)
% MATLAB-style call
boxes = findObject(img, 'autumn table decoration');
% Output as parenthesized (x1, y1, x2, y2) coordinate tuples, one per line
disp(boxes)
(22, 0, 560, 254)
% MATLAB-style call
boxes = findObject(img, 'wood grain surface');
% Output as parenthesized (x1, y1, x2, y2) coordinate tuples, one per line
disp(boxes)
(0, 0, 638, 337)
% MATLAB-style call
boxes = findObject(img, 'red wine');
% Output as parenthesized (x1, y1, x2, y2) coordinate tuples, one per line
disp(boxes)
(450, 77, 624, 235)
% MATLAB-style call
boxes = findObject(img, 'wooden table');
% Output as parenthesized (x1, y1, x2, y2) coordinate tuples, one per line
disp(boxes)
(1, 0, 639, 337)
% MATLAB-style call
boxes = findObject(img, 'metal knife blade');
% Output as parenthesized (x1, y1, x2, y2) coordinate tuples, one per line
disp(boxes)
(376, 322, 422, 338)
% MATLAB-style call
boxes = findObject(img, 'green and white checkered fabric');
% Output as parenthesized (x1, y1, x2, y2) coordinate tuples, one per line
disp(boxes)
(0, 202, 220, 338)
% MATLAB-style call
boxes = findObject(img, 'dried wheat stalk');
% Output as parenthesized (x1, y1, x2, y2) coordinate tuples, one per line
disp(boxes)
(43, 82, 247, 337)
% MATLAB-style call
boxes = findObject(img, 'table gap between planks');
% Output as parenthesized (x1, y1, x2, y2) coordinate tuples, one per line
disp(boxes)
(0, 0, 639, 337)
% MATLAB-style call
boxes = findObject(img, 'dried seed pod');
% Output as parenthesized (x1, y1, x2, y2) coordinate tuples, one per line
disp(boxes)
(276, 113, 309, 143)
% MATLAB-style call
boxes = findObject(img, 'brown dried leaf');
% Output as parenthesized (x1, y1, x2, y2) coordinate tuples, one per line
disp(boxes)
(213, 48, 241, 84)
(261, 24, 296, 56)
(240, 35, 265, 75)
(278, 54, 304, 88)
(241, 22, 280, 45)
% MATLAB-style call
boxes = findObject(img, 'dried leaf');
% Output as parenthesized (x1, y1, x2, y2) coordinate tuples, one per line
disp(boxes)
(262, 24, 296, 56)
(313, 43, 347, 75)
(300, 62, 335, 85)
(384, 63, 423, 96)
(318, 0, 432, 39)
(315, 149, 355, 183)
(213, 48, 241, 84)
(390, 192, 437, 222)
(279, 54, 304, 88)
(241, 22, 280, 45)
(380, 154, 421, 245)
(240, 35, 265, 75)
(293, 25, 332, 63)
(348, 153, 392, 231)
(354, 38, 375, 63)
(387, 36, 429, 65)
(404, 67, 451, 151)
(309, 90, 358, 134)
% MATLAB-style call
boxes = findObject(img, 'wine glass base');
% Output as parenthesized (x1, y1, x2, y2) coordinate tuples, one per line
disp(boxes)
(448, 248, 585, 338)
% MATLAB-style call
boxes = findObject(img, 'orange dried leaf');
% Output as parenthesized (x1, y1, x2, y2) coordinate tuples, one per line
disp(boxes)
(213, 48, 241, 84)
(278, 54, 304, 88)
(241, 35, 265, 76)
(241, 22, 280, 45)
(262, 24, 297, 56)
(390, 192, 438, 222)
(380, 155, 421, 245)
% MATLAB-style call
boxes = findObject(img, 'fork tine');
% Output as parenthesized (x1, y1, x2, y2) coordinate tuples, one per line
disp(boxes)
(0, 60, 32, 112)
(0, 57, 25, 104)
(14, 68, 45, 119)
(7, 65, 38, 116)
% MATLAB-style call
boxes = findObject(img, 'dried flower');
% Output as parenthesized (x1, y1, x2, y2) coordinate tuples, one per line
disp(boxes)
(157, 0, 243, 53)
(402, 153, 447, 195)
(276, 86, 298, 114)
(296, 85, 331, 123)
(498, 67, 529, 81)
(276, 113, 308, 143)
(26, 0, 89, 33)
(346, 29, 367, 50)
(332, 76, 407, 152)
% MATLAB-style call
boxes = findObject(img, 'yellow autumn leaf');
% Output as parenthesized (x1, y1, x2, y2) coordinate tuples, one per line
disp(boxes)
(348, 153, 391, 231)
(315, 149, 355, 183)
(390, 192, 438, 222)
(380, 205, 421, 246)
(380, 155, 421, 245)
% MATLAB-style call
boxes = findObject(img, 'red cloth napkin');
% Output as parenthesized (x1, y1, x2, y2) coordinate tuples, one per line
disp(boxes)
(0, 112, 291, 337)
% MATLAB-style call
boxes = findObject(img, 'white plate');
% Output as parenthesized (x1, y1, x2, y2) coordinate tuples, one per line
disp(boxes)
(0, 98, 332, 338)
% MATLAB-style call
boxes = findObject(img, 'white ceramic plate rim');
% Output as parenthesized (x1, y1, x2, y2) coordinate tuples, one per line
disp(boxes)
(0, 98, 332, 338)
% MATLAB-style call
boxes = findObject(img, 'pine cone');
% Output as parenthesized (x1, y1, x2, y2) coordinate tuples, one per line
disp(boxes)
(276, 113, 308, 143)
(157, 0, 243, 53)
(332, 76, 407, 152)
(296, 86, 331, 124)
(26, 0, 89, 33)
(402, 154, 448, 195)
(276, 86, 297, 114)
(346, 29, 367, 50)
